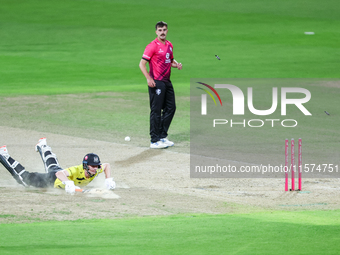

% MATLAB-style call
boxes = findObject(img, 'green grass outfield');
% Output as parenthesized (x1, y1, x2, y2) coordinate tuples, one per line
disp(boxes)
(1, 0, 339, 96)
(0, 0, 339, 150)
(0, 0, 340, 254)
(1, 211, 340, 255)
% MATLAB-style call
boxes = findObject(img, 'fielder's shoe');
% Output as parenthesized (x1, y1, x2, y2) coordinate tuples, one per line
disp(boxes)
(35, 137, 47, 152)
(150, 141, 168, 149)
(160, 138, 174, 147)
(0, 145, 9, 158)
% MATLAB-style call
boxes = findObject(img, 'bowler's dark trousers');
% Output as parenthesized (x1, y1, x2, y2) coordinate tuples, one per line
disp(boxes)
(148, 80, 176, 143)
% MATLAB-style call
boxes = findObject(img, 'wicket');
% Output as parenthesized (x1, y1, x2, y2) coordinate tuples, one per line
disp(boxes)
(285, 138, 302, 191)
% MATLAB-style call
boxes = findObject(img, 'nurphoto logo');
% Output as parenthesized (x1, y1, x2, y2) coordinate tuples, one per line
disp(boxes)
(196, 82, 312, 128)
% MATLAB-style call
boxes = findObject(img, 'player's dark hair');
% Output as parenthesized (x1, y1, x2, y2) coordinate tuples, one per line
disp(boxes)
(155, 21, 168, 30)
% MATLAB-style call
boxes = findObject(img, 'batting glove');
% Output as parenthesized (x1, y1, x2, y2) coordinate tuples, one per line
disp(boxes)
(105, 178, 116, 190)
(63, 180, 76, 194)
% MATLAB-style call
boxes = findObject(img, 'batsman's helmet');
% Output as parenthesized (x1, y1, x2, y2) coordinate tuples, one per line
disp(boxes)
(83, 153, 102, 177)
(83, 153, 101, 166)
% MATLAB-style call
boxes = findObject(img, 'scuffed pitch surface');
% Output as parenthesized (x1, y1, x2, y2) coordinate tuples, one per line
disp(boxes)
(80, 188, 121, 199)
(1, 126, 340, 223)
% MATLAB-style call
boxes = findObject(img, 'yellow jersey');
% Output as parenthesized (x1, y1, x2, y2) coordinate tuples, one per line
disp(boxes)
(54, 164, 103, 189)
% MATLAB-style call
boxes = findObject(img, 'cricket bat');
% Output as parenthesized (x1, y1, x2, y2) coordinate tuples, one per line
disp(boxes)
(75, 188, 104, 194)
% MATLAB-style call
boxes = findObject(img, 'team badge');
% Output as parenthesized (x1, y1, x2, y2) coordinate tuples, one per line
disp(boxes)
(156, 89, 161, 95)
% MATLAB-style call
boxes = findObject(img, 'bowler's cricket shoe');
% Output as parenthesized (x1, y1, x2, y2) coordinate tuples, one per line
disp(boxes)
(0, 145, 28, 186)
(35, 137, 47, 152)
(160, 138, 174, 147)
(150, 141, 168, 149)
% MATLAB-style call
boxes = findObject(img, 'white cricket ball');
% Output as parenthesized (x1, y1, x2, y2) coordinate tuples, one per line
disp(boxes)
(125, 136, 131, 142)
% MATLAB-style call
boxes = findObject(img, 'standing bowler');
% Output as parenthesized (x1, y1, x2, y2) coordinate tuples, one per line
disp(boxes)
(139, 21, 182, 149)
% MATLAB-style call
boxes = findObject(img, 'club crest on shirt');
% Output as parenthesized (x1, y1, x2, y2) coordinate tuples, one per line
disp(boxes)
(156, 89, 161, 95)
